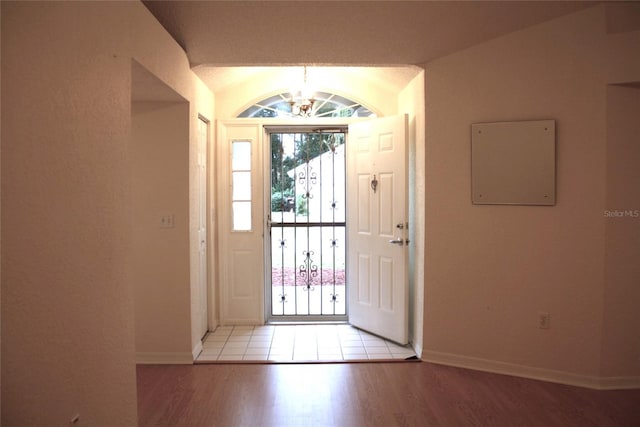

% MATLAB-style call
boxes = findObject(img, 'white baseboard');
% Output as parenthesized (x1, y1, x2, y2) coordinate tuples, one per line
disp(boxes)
(596, 375, 640, 390)
(136, 352, 194, 365)
(422, 350, 640, 390)
(412, 342, 423, 358)
(219, 319, 263, 326)
(192, 340, 203, 360)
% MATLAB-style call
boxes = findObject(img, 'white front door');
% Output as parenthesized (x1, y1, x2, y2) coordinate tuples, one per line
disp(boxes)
(347, 115, 409, 344)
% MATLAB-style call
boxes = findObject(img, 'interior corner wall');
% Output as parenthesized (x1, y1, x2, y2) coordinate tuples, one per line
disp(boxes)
(601, 84, 640, 380)
(423, 6, 612, 383)
(2, 2, 138, 424)
(132, 101, 192, 364)
(1, 1, 214, 424)
(398, 69, 426, 356)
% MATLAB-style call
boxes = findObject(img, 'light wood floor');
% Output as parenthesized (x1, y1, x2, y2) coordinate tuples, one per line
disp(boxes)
(137, 362, 640, 427)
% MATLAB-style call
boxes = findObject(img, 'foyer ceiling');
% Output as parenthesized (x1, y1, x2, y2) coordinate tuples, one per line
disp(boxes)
(142, 0, 596, 93)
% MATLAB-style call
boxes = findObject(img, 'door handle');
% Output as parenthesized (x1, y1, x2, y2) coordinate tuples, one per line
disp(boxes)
(389, 238, 405, 246)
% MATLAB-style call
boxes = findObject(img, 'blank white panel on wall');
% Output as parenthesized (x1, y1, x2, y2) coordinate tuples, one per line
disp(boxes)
(471, 119, 556, 205)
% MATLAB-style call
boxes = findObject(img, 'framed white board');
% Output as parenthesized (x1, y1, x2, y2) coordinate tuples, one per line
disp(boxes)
(471, 119, 555, 205)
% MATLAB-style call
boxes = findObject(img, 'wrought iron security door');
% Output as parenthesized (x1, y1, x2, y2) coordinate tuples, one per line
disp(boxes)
(268, 130, 347, 320)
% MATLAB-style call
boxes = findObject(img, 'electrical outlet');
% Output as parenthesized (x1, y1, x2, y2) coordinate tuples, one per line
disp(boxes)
(538, 312, 550, 329)
(160, 214, 175, 228)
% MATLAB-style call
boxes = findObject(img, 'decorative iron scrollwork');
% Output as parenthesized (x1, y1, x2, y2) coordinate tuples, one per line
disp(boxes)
(298, 169, 318, 185)
(298, 168, 317, 201)
(299, 250, 318, 291)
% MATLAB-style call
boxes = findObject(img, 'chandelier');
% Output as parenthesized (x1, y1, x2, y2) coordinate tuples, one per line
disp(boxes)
(289, 66, 316, 117)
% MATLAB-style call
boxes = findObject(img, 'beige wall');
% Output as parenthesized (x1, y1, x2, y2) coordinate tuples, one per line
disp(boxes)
(423, 5, 640, 387)
(601, 84, 640, 379)
(1, 1, 213, 424)
(132, 101, 192, 363)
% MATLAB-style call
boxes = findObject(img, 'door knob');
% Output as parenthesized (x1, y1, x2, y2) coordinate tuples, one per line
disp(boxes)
(389, 238, 404, 246)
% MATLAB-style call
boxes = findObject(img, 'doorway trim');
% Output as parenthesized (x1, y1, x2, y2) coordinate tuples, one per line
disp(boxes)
(215, 103, 423, 355)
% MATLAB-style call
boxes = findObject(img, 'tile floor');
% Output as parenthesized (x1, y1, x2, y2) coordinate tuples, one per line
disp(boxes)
(196, 324, 417, 363)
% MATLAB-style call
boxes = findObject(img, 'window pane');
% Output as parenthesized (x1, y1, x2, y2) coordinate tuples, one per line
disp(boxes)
(237, 91, 375, 119)
(232, 141, 251, 170)
(233, 201, 252, 231)
(260, 94, 288, 107)
(232, 171, 252, 200)
(238, 105, 263, 118)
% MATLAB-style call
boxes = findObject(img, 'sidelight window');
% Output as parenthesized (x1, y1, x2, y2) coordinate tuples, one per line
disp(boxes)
(231, 140, 252, 231)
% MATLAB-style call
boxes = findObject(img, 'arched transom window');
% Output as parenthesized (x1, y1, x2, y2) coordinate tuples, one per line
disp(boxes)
(238, 91, 376, 119)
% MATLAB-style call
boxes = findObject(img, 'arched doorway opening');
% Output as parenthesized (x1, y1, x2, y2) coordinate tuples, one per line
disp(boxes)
(210, 66, 426, 356)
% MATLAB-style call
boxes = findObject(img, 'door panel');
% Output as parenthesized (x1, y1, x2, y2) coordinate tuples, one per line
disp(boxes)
(357, 254, 371, 304)
(357, 174, 371, 232)
(380, 257, 394, 311)
(379, 173, 394, 235)
(217, 122, 264, 324)
(230, 249, 256, 298)
(348, 115, 408, 344)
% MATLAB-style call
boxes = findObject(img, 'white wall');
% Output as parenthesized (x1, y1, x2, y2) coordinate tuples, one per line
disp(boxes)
(423, 4, 640, 388)
(132, 101, 192, 364)
(1, 2, 213, 424)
